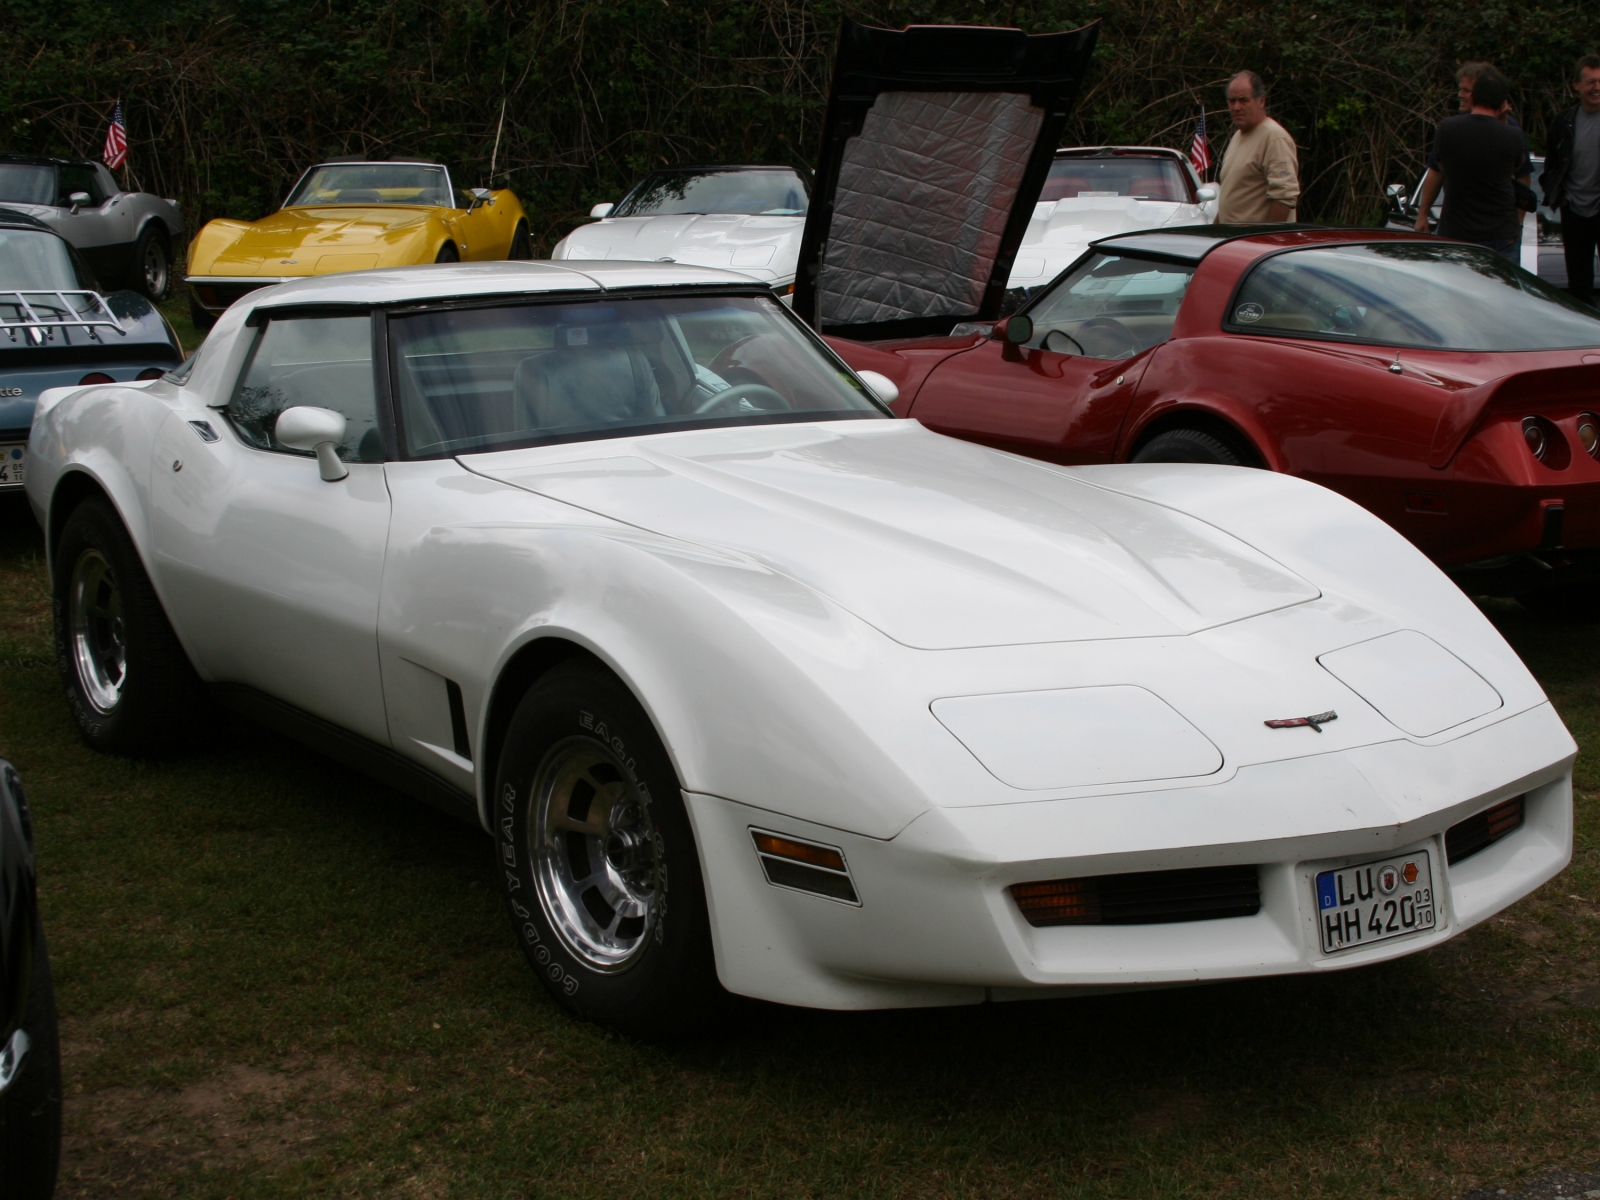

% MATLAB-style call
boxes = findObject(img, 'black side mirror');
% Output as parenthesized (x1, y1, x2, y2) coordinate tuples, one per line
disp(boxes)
(992, 314, 1032, 345)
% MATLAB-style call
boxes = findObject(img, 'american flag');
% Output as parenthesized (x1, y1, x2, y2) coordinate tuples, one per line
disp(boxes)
(103, 102, 128, 171)
(1189, 109, 1211, 178)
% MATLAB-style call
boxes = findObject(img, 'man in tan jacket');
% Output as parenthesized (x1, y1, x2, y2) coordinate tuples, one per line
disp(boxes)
(1217, 71, 1300, 222)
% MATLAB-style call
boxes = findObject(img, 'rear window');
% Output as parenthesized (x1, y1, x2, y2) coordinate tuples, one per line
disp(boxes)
(1040, 156, 1194, 203)
(1229, 242, 1600, 351)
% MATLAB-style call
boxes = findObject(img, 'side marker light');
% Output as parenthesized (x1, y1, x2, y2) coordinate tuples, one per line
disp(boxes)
(750, 829, 859, 904)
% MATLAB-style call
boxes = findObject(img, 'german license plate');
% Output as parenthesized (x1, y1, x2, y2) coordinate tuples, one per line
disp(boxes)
(1315, 850, 1435, 954)
(0, 444, 24, 488)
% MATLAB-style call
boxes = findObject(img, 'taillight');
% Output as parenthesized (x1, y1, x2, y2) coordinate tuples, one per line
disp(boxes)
(1523, 416, 1547, 460)
(1522, 416, 1569, 468)
(78, 372, 114, 385)
(136, 367, 164, 381)
(1578, 413, 1600, 458)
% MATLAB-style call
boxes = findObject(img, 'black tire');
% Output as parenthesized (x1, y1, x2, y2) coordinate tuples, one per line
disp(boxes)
(132, 224, 172, 301)
(0, 915, 62, 1200)
(188, 293, 217, 332)
(52, 496, 207, 756)
(508, 221, 533, 260)
(494, 659, 721, 1039)
(435, 241, 461, 263)
(1132, 427, 1249, 467)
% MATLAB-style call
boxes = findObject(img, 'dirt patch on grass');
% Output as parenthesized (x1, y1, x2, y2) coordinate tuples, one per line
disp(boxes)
(58, 1056, 376, 1196)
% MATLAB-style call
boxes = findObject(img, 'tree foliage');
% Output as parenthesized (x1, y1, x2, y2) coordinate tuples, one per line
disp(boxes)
(3, 0, 1597, 250)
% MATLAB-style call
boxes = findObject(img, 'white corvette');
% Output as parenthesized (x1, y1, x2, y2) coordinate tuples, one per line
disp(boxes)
(24, 261, 1574, 1036)
(551, 166, 808, 296)
(1006, 146, 1217, 301)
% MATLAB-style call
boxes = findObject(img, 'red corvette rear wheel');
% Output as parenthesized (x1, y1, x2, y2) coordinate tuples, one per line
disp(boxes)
(1132, 428, 1251, 467)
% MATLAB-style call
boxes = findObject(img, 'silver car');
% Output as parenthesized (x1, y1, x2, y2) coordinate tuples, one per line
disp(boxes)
(0, 155, 184, 301)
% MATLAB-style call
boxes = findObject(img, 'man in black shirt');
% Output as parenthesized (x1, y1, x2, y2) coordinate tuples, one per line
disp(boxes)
(1414, 73, 1525, 260)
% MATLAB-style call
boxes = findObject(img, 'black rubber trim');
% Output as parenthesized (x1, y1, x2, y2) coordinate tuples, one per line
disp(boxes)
(446, 679, 472, 761)
(1539, 504, 1566, 551)
(210, 683, 479, 824)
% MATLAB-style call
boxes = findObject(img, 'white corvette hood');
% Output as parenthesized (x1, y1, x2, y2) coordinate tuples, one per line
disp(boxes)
(1008, 197, 1208, 287)
(463, 421, 1317, 649)
(551, 214, 803, 282)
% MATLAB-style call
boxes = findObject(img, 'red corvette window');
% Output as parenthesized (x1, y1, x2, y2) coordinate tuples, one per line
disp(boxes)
(1026, 253, 1196, 360)
(1229, 243, 1600, 351)
(1039, 157, 1193, 203)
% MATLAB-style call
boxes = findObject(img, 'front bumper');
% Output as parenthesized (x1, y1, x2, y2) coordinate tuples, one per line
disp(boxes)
(687, 702, 1573, 1010)
(185, 276, 286, 313)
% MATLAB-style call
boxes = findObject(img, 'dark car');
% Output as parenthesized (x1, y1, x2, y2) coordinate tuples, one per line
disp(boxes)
(0, 760, 61, 1199)
(829, 226, 1600, 613)
(0, 154, 185, 301)
(1, 207, 184, 494)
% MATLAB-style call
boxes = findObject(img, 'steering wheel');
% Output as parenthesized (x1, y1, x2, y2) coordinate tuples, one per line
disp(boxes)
(693, 382, 791, 415)
(1076, 316, 1141, 360)
(1042, 328, 1087, 356)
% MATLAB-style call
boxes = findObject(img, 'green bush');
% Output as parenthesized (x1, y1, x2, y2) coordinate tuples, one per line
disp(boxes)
(3, 0, 1597, 250)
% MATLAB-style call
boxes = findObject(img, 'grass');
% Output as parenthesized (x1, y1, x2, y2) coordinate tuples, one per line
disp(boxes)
(0, 496, 1596, 1199)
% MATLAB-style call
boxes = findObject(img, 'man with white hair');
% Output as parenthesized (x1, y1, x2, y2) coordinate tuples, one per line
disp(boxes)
(1217, 70, 1300, 223)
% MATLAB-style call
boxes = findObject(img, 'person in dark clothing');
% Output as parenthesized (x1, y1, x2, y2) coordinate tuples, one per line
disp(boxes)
(1425, 61, 1533, 189)
(1415, 72, 1524, 260)
(1540, 54, 1600, 304)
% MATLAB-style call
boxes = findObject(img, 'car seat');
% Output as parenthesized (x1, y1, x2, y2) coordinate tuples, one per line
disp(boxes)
(514, 342, 666, 431)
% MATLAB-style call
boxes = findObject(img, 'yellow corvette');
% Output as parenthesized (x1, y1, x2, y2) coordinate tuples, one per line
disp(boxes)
(184, 157, 531, 327)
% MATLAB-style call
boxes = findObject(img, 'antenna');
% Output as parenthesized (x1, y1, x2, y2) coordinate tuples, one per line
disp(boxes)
(489, 97, 507, 185)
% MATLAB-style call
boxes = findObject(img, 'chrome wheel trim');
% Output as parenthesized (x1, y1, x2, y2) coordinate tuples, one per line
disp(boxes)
(531, 735, 661, 972)
(143, 237, 168, 297)
(69, 548, 127, 714)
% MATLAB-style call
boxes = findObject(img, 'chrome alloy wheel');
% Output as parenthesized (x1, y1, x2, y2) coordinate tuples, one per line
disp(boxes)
(532, 736, 661, 971)
(143, 237, 169, 298)
(68, 548, 127, 713)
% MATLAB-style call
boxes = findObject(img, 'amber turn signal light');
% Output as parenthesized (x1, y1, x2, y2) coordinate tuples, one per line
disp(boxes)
(1011, 878, 1101, 925)
(752, 831, 845, 872)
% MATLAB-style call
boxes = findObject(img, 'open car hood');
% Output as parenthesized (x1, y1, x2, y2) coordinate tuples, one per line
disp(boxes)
(556, 213, 803, 282)
(793, 19, 1098, 339)
(463, 421, 1319, 650)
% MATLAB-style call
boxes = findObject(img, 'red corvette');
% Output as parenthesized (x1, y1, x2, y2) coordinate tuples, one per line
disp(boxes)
(829, 226, 1600, 611)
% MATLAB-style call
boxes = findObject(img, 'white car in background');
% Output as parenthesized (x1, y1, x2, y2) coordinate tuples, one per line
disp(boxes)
(551, 165, 809, 296)
(1007, 146, 1217, 303)
(23, 260, 1574, 1040)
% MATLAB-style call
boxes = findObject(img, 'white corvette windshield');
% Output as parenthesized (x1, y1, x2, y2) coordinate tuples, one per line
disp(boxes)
(285, 164, 451, 208)
(1040, 156, 1193, 203)
(389, 294, 884, 456)
(612, 170, 808, 217)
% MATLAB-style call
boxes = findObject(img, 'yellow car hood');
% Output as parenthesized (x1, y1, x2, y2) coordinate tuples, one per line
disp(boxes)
(197, 206, 441, 276)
